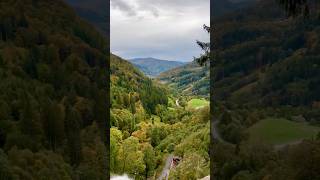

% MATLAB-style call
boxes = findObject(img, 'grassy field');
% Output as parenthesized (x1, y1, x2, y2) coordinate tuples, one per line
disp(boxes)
(187, 98, 209, 109)
(248, 118, 320, 145)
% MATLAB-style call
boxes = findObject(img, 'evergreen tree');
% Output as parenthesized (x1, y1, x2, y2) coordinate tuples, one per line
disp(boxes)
(195, 25, 211, 66)
(143, 144, 156, 178)
(65, 104, 82, 166)
(42, 100, 65, 151)
(278, 0, 310, 17)
(19, 93, 43, 150)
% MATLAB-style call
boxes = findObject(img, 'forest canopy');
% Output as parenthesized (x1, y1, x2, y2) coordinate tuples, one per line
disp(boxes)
(0, 0, 108, 179)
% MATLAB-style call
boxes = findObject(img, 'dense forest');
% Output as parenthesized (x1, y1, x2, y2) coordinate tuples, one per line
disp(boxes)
(0, 0, 108, 179)
(110, 54, 210, 179)
(211, 0, 320, 179)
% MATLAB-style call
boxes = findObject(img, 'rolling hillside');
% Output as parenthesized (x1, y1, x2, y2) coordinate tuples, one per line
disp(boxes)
(128, 57, 186, 77)
(158, 62, 209, 97)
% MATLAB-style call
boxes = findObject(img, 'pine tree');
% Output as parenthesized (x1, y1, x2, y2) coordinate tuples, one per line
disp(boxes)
(195, 25, 211, 66)
(19, 93, 42, 148)
(278, 0, 310, 17)
(65, 104, 82, 166)
(143, 144, 156, 178)
(42, 100, 65, 151)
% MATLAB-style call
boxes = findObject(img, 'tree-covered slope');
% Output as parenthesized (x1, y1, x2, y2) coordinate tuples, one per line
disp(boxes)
(158, 61, 209, 97)
(212, 0, 320, 179)
(0, 0, 108, 178)
(213, 0, 320, 110)
(110, 54, 209, 179)
(111, 54, 169, 115)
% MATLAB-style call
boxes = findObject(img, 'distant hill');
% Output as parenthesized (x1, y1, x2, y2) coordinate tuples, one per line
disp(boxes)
(158, 62, 209, 97)
(128, 58, 186, 77)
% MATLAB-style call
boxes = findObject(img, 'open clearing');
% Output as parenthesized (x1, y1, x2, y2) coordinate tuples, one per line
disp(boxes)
(187, 98, 209, 109)
(248, 118, 320, 145)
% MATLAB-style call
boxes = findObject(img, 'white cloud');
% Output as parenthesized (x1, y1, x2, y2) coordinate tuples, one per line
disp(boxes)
(111, 0, 210, 62)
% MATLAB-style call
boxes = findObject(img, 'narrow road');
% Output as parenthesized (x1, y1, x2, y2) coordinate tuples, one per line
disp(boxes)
(158, 154, 173, 180)
(175, 99, 180, 107)
(211, 120, 225, 143)
(274, 140, 303, 150)
(211, 119, 231, 144)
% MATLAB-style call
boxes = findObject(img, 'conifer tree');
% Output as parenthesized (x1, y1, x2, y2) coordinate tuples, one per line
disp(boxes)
(278, 0, 310, 17)
(65, 104, 82, 166)
(195, 25, 211, 66)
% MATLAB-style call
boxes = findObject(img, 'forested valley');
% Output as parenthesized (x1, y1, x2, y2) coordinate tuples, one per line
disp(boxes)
(211, 0, 320, 179)
(110, 54, 210, 179)
(0, 0, 108, 179)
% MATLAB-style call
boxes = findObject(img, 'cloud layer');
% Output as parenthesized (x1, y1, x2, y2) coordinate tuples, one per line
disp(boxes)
(111, 0, 210, 61)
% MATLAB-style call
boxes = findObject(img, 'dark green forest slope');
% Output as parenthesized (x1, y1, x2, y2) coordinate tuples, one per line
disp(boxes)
(0, 0, 108, 179)
(213, 0, 320, 114)
(212, 0, 320, 179)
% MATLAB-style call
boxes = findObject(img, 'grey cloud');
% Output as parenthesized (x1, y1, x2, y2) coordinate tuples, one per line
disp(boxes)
(111, 0, 210, 61)
(111, 0, 160, 17)
(139, 0, 209, 8)
(148, 6, 159, 17)
(111, 0, 136, 16)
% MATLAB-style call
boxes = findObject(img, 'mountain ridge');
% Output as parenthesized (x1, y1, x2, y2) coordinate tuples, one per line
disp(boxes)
(128, 57, 187, 77)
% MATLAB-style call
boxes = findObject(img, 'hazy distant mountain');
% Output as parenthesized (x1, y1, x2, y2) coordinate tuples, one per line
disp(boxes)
(128, 58, 187, 77)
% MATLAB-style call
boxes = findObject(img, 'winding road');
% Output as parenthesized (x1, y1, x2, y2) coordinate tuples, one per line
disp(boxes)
(211, 120, 225, 143)
(175, 99, 180, 107)
(273, 140, 303, 150)
(158, 154, 174, 180)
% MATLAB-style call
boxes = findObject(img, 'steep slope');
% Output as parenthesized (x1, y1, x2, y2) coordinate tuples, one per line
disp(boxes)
(128, 57, 186, 77)
(212, 0, 320, 179)
(0, 0, 108, 178)
(158, 62, 209, 97)
(213, 0, 320, 110)
(111, 54, 169, 114)
(110, 54, 209, 179)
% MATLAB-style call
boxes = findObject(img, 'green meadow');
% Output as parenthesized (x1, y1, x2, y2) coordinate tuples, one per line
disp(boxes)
(187, 98, 209, 109)
(248, 118, 320, 145)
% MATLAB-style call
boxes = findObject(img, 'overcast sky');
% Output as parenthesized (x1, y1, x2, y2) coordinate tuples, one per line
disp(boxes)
(110, 0, 210, 62)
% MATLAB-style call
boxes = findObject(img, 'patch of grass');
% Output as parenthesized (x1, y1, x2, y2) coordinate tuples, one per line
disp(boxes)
(187, 98, 209, 109)
(248, 118, 320, 145)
